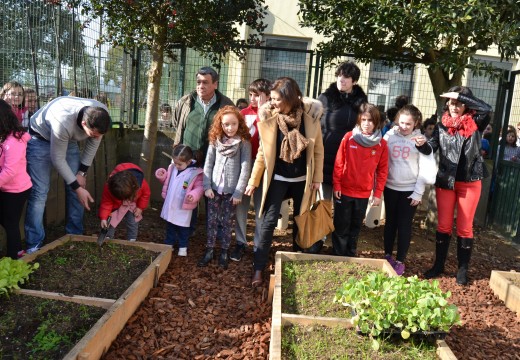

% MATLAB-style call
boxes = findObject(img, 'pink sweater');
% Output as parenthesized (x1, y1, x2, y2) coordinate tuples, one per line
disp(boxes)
(0, 132, 32, 193)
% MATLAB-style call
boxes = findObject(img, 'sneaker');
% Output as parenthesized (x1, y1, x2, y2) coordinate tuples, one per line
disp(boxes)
(230, 244, 245, 262)
(178, 247, 187, 257)
(17, 250, 26, 258)
(384, 254, 396, 267)
(393, 261, 405, 276)
(26, 246, 40, 255)
(129, 239, 137, 242)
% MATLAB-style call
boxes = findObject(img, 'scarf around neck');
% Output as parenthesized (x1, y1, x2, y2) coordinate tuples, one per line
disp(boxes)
(441, 110, 477, 138)
(276, 107, 309, 163)
(352, 125, 383, 147)
(216, 135, 241, 158)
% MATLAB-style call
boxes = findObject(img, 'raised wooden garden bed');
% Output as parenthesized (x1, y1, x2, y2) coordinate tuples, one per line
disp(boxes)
(16, 235, 172, 360)
(269, 251, 457, 360)
(489, 270, 520, 317)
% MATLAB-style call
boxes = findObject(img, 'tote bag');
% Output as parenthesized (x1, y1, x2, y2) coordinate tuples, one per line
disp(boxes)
(294, 189, 335, 249)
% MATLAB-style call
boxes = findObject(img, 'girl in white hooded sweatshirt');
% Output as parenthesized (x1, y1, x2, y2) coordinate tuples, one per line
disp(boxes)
(383, 105, 436, 275)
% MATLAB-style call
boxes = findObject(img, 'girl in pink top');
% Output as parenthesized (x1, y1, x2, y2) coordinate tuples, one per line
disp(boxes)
(0, 99, 32, 259)
(1, 81, 27, 124)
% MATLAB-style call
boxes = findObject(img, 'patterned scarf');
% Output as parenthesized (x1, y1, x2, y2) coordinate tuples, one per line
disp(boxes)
(276, 107, 309, 163)
(441, 110, 477, 138)
(216, 135, 241, 157)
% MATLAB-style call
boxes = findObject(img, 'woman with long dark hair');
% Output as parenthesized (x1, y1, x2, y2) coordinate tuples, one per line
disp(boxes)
(414, 86, 492, 285)
(0, 99, 32, 258)
(244, 77, 324, 286)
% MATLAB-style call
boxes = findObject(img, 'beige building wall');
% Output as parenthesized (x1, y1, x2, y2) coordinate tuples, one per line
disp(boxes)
(227, 0, 519, 127)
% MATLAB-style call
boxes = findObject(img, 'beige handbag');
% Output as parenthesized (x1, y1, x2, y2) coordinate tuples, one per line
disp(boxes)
(294, 189, 335, 249)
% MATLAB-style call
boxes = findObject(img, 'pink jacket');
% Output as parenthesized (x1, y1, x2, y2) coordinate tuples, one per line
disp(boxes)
(155, 164, 203, 210)
(0, 132, 32, 193)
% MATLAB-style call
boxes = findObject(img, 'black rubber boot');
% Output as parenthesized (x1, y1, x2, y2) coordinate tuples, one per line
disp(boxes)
(218, 249, 228, 270)
(424, 231, 451, 279)
(197, 247, 214, 267)
(292, 239, 303, 252)
(456, 237, 473, 285)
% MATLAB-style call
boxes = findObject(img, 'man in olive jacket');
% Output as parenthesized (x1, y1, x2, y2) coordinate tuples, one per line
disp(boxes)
(172, 66, 234, 159)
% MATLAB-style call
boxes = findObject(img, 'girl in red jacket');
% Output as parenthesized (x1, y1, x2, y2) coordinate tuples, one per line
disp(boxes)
(332, 103, 388, 257)
(99, 163, 151, 241)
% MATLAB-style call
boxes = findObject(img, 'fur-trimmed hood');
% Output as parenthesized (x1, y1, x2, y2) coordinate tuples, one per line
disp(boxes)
(321, 82, 367, 111)
(258, 97, 323, 123)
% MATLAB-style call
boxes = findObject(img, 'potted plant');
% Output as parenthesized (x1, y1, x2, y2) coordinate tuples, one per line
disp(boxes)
(334, 272, 461, 350)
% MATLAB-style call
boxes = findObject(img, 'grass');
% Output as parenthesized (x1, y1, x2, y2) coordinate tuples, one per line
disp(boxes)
(281, 324, 438, 360)
(281, 260, 382, 317)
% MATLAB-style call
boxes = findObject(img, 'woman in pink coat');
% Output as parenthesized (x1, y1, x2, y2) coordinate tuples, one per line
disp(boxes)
(0, 99, 32, 258)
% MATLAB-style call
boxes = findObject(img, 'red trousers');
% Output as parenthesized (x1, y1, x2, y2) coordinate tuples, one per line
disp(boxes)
(436, 181, 481, 238)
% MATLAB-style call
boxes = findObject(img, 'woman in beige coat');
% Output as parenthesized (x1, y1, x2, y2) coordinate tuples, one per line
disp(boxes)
(244, 77, 324, 286)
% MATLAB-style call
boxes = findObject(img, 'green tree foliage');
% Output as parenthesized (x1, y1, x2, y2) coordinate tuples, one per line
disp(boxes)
(1, 1, 88, 88)
(103, 46, 124, 87)
(299, 0, 520, 109)
(103, 46, 150, 103)
(64, 54, 98, 94)
(70, 0, 268, 179)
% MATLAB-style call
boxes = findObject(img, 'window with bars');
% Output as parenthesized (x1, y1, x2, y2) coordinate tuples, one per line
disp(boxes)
(367, 60, 414, 111)
(261, 37, 310, 93)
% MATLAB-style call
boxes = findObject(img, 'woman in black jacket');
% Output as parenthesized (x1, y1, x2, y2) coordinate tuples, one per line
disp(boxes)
(414, 86, 492, 285)
(319, 61, 367, 201)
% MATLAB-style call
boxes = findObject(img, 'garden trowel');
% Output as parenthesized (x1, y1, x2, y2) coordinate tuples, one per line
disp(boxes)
(97, 216, 111, 247)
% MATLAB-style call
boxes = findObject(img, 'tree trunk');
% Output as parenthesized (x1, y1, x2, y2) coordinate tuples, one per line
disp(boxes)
(427, 65, 465, 116)
(138, 25, 166, 182)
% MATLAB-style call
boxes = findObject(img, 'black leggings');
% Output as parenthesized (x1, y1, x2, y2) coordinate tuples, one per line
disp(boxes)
(254, 180, 305, 271)
(383, 187, 417, 262)
(0, 189, 31, 259)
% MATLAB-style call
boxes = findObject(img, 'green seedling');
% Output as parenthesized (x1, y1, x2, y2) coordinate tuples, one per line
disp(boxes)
(0, 258, 39, 296)
(334, 272, 461, 350)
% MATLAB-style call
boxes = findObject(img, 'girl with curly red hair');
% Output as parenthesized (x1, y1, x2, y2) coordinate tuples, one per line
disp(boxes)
(198, 106, 252, 269)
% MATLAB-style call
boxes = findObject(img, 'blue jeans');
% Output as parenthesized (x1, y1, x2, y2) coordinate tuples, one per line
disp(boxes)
(106, 211, 139, 240)
(24, 137, 84, 251)
(165, 222, 191, 248)
(234, 185, 263, 250)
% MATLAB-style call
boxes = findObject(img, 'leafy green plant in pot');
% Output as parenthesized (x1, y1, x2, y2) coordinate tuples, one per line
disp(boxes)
(0, 258, 39, 296)
(334, 272, 461, 350)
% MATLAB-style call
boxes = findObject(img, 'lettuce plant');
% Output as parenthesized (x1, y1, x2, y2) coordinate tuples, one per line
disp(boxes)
(334, 272, 461, 350)
(0, 257, 39, 296)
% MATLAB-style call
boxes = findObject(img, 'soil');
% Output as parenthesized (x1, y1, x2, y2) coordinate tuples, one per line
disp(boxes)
(41, 202, 520, 359)
(22, 241, 159, 299)
(0, 294, 106, 359)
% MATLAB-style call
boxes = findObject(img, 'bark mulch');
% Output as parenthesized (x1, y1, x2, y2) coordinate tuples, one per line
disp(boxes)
(46, 202, 520, 359)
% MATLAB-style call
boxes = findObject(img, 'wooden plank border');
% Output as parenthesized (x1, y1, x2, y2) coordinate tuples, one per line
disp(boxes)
(15, 289, 115, 309)
(490, 270, 520, 317)
(17, 235, 172, 360)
